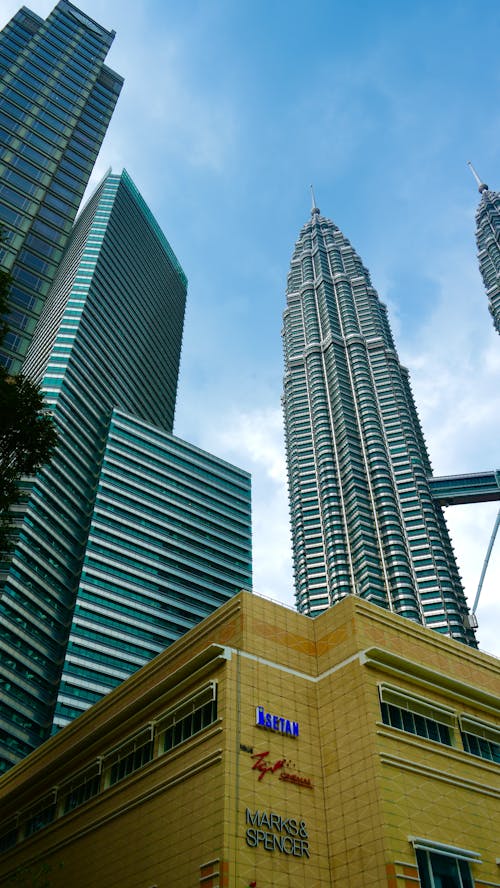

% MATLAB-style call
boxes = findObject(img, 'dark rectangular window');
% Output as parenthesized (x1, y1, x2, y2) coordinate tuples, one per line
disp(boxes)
(31, 118, 64, 145)
(0, 204, 22, 228)
(0, 99, 26, 122)
(461, 730, 500, 764)
(19, 142, 52, 167)
(38, 206, 67, 229)
(12, 266, 46, 293)
(161, 684, 218, 753)
(380, 701, 452, 746)
(18, 249, 50, 275)
(108, 737, 153, 786)
(62, 765, 101, 813)
(31, 219, 65, 244)
(4, 168, 39, 195)
(24, 798, 56, 837)
(7, 309, 29, 330)
(44, 192, 72, 215)
(25, 233, 59, 258)
(416, 849, 474, 888)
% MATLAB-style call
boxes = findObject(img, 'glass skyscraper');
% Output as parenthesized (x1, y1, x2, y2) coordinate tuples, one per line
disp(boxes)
(282, 201, 475, 646)
(0, 0, 122, 372)
(469, 166, 500, 334)
(54, 408, 251, 731)
(0, 170, 251, 771)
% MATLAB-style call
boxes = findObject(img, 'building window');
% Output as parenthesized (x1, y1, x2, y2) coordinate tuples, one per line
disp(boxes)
(158, 682, 218, 754)
(460, 715, 500, 764)
(461, 732, 500, 764)
(22, 794, 57, 838)
(416, 849, 474, 887)
(381, 702, 451, 745)
(379, 684, 454, 747)
(410, 839, 480, 888)
(60, 761, 102, 813)
(103, 726, 154, 787)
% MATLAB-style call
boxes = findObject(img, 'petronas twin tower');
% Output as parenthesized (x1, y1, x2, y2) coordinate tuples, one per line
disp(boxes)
(469, 164, 500, 334)
(282, 200, 477, 646)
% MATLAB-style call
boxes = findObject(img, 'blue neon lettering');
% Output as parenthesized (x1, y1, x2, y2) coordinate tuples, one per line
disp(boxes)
(255, 707, 299, 736)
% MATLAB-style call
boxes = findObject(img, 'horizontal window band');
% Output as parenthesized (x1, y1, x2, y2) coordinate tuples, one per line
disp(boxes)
(379, 683, 455, 727)
(459, 715, 500, 746)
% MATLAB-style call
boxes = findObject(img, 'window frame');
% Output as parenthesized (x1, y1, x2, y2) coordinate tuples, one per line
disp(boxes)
(378, 683, 456, 747)
(157, 680, 218, 754)
(102, 724, 154, 788)
(459, 714, 500, 764)
(410, 837, 480, 888)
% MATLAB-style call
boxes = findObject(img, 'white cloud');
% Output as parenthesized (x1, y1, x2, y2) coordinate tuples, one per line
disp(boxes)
(399, 234, 500, 656)
(214, 408, 287, 484)
(99, 5, 239, 181)
(194, 407, 295, 607)
(446, 504, 500, 656)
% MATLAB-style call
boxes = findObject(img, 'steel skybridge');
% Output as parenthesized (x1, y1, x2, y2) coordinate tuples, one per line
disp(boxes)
(429, 470, 500, 506)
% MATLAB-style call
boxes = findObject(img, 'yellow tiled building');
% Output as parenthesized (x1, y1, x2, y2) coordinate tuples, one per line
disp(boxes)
(0, 592, 499, 887)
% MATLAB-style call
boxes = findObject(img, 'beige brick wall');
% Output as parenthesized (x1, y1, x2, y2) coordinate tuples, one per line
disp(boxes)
(0, 593, 499, 888)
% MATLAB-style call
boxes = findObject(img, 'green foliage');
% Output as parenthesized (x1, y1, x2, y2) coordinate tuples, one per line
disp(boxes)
(0, 262, 57, 552)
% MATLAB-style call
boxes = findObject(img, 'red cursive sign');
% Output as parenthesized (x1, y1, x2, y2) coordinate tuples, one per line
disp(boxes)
(251, 751, 286, 781)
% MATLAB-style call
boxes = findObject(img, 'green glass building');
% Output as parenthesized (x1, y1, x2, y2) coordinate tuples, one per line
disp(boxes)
(0, 0, 122, 372)
(54, 409, 251, 730)
(0, 171, 251, 771)
(469, 167, 500, 334)
(282, 202, 475, 645)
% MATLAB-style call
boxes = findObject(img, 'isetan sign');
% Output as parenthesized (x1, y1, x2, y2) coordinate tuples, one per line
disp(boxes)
(256, 706, 299, 737)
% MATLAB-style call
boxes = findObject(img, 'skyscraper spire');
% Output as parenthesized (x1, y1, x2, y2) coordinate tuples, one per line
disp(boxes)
(310, 184, 320, 214)
(282, 206, 476, 645)
(467, 160, 489, 194)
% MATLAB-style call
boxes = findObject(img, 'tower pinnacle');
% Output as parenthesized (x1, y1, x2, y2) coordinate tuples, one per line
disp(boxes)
(467, 160, 489, 194)
(310, 184, 320, 215)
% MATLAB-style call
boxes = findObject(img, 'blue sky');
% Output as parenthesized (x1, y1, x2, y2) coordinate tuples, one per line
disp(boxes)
(3, 0, 499, 652)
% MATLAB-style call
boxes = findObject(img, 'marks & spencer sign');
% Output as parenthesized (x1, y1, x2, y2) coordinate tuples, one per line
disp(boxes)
(245, 809, 310, 858)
